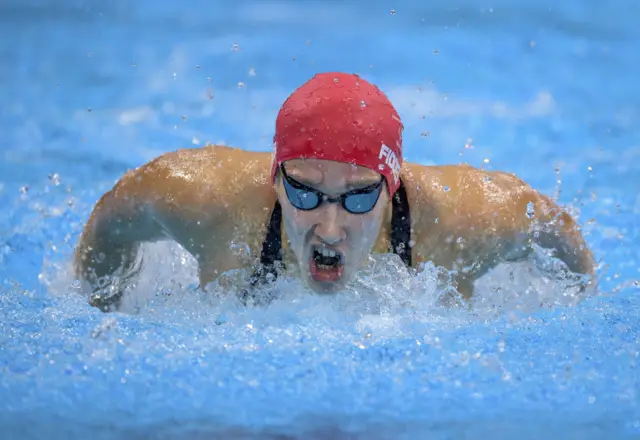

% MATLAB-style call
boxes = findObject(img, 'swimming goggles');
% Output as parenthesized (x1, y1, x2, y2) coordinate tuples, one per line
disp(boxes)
(280, 164, 383, 214)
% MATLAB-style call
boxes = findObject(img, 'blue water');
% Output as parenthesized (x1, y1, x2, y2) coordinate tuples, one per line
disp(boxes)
(1, 0, 639, 439)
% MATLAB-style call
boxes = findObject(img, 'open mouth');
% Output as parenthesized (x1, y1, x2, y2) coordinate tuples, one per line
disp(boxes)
(309, 245, 345, 284)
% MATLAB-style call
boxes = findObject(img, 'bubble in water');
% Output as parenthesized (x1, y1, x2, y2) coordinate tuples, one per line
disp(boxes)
(360, 100, 366, 108)
(20, 185, 29, 194)
(443, 186, 450, 192)
(238, 82, 245, 88)
(390, 9, 396, 15)
(483, 158, 490, 164)
(421, 131, 430, 138)
(248, 68, 256, 76)
(231, 43, 240, 52)
(334, 77, 339, 83)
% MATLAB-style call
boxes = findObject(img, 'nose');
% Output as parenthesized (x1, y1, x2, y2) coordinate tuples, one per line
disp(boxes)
(313, 202, 346, 245)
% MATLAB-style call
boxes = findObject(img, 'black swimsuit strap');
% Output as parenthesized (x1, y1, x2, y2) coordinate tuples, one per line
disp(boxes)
(247, 199, 284, 288)
(250, 178, 412, 286)
(390, 178, 412, 267)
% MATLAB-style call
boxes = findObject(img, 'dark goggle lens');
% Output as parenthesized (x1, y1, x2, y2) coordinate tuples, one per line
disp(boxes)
(281, 166, 383, 214)
(343, 191, 381, 214)
(283, 178, 321, 210)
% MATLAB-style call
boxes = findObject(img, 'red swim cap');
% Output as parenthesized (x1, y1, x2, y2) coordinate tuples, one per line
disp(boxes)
(271, 72, 404, 195)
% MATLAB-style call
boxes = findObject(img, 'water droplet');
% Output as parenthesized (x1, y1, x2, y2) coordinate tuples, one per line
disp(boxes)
(378, 164, 385, 171)
(443, 186, 450, 192)
(248, 68, 256, 76)
(206, 77, 212, 83)
(434, 217, 439, 224)
(465, 138, 474, 149)
(231, 43, 240, 52)
(172, 72, 177, 79)
(48, 173, 61, 186)
(526, 201, 535, 219)
(360, 100, 366, 108)
(421, 130, 430, 137)
(333, 77, 339, 83)
(192, 137, 200, 145)
(237, 82, 245, 88)
(588, 395, 596, 404)
(390, 9, 396, 15)
(19, 186, 28, 194)
(433, 49, 439, 55)
(587, 166, 593, 171)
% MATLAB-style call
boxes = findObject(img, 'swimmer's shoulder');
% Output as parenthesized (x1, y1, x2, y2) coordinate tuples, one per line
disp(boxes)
(401, 161, 530, 207)
(400, 161, 536, 234)
(124, 144, 275, 210)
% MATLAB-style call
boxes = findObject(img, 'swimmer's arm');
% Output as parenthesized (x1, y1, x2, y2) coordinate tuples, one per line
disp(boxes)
(521, 191, 596, 276)
(467, 180, 596, 286)
(74, 166, 170, 309)
(75, 148, 254, 310)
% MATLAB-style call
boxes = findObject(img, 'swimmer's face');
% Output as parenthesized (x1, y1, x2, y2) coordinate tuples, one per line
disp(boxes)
(275, 158, 389, 293)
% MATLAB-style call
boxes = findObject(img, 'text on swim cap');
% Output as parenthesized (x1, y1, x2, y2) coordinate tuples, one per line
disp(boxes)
(379, 144, 401, 185)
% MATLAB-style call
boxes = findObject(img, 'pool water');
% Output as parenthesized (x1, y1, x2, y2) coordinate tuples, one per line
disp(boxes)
(1, 0, 639, 439)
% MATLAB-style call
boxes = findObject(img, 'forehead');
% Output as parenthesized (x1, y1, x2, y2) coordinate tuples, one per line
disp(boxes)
(284, 158, 381, 186)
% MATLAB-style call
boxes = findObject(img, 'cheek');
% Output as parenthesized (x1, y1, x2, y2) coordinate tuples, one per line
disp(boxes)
(348, 213, 382, 244)
(281, 206, 315, 251)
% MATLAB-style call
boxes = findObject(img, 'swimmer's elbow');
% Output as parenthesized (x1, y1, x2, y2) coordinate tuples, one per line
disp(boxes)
(528, 193, 595, 276)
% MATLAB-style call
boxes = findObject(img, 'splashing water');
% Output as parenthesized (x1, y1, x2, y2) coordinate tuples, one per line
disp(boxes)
(5, 184, 632, 439)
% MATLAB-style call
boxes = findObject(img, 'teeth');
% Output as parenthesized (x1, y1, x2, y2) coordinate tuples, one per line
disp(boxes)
(315, 246, 338, 258)
(322, 249, 336, 257)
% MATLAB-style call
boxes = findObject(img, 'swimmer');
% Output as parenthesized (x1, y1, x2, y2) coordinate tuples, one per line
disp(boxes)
(74, 72, 596, 312)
